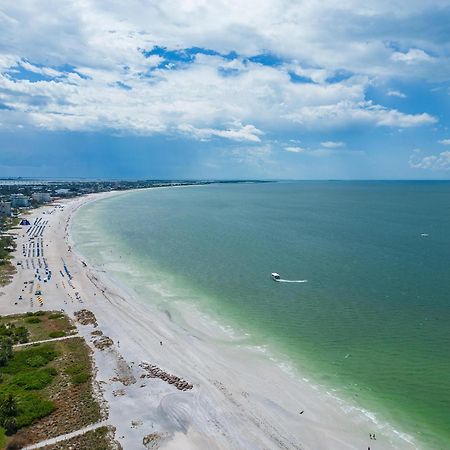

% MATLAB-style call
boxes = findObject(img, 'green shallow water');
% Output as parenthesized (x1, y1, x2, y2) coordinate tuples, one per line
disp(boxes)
(73, 182, 450, 448)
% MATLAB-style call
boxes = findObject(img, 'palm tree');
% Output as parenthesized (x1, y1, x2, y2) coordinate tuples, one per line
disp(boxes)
(0, 394, 17, 418)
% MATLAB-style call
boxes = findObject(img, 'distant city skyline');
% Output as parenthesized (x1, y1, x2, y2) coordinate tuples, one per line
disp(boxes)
(0, 1, 449, 179)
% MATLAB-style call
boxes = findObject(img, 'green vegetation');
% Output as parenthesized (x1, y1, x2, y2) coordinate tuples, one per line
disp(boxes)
(0, 312, 75, 343)
(0, 427, 6, 448)
(0, 314, 102, 448)
(0, 394, 17, 434)
(25, 317, 41, 324)
(0, 344, 58, 438)
(48, 313, 64, 320)
(0, 337, 12, 367)
(0, 323, 29, 345)
(0, 236, 15, 263)
(11, 367, 57, 390)
(65, 364, 90, 385)
(1, 344, 57, 374)
(0, 218, 17, 287)
(48, 331, 65, 339)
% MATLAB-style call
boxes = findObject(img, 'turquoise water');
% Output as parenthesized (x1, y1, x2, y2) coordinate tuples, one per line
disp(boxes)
(73, 182, 450, 448)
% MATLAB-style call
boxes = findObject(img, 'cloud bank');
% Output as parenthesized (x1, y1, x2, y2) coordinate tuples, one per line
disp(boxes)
(0, 0, 447, 141)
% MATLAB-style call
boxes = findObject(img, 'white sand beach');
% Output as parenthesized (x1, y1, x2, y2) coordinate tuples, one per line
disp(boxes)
(0, 191, 419, 450)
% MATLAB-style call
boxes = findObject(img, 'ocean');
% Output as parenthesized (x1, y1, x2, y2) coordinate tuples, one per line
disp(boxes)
(72, 181, 450, 449)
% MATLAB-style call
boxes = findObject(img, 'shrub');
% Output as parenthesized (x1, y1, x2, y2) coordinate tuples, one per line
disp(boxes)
(33, 311, 45, 317)
(14, 327, 29, 344)
(2, 417, 17, 435)
(0, 324, 29, 345)
(48, 313, 63, 320)
(65, 364, 90, 384)
(26, 355, 47, 367)
(64, 364, 85, 375)
(25, 317, 41, 324)
(0, 395, 17, 435)
(11, 368, 56, 390)
(15, 394, 55, 428)
(48, 331, 65, 339)
(72, 372, 90, 384)
(0, 337, 12, 367)
(1, 345, 57, 374)
(47, 367, 57, 376)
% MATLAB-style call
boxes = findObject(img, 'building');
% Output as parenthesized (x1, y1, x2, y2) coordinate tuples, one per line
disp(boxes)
(0, 201, 11, 217)
(32, 192, 51, 203)
(54, 188, 72, 196)
(10, 194, 30, 208)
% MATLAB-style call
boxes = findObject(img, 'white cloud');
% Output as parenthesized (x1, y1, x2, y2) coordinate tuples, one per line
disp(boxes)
(387, 90, 407, 98)
(178, 123, 263, 142)
(285, 144, 362, 158)
(0, 1, 445, 140)
(321, 141, 345, 148)
(409, 150, 450, 170)
(391, 49, 435, 64)
(438, 139, 450, 145)
(284, 101, 436, 129)
(285, 146, 306, 153)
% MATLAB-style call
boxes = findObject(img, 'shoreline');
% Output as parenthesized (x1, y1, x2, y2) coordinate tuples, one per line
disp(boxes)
(1, 189, 419, 449)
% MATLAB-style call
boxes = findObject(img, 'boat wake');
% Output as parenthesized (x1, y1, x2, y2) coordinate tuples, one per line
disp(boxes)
(271, 272, 307, 283)
(277, 279, 308, 283)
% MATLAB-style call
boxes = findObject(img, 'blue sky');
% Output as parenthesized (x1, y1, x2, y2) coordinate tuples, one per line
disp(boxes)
(0, 1, 450, 179)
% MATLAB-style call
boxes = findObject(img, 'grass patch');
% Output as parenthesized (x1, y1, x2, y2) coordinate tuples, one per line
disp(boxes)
(72, 372, 90, 384)
(65, 363, 91, 385)
(0, 345, 58, 436)
(48, 331, 65, 339)
(0, 427, 6, 448)
(11, 337, 102, 446)
(10, 367, 57, 390)
(48, 313, 63, 320)
(0, 315, 102, 448)
(25, 317, 41, 324)
(1, 344, 57, 374)
(0, 263, 16, 288)
(0, 312, 76, 343)
(0, 322, 29, 345)
(15, 394, 55, 429)
(0, 218, 18, 287)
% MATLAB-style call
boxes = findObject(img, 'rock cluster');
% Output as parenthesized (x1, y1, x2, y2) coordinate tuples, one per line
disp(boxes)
(93, 335, 113, 350)
(74, 309, 98, 327)
(139, 362, 193, 391)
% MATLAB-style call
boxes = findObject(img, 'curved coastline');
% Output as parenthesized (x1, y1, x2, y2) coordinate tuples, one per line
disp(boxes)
(68, 188, 419, 450)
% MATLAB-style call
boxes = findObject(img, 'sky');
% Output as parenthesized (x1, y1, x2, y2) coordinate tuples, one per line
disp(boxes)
(0, 1, 450, 179)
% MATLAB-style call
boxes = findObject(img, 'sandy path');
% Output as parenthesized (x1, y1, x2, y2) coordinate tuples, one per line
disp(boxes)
(23, 420, 110, 449)
(0, 191, 419, 450)
(13, 334, 79, 347)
